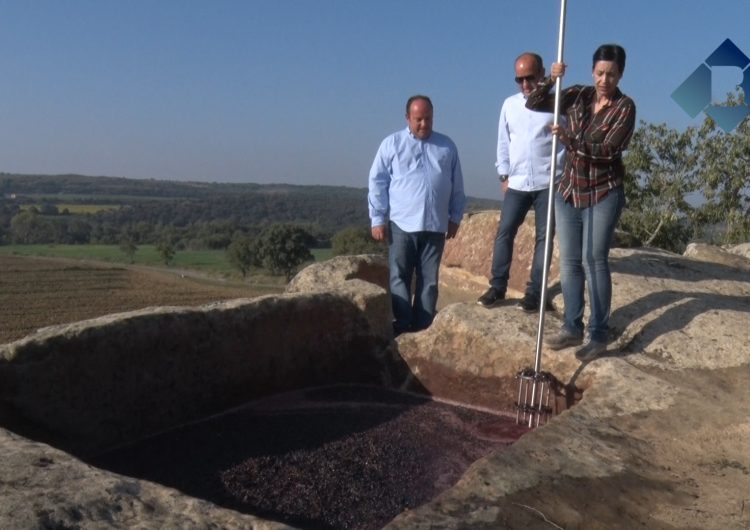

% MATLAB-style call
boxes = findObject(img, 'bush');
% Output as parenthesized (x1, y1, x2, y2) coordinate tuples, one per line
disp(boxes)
(254, 224, 313, 280)
(331, 226, 384, 256)
(226, 235, 256, 278)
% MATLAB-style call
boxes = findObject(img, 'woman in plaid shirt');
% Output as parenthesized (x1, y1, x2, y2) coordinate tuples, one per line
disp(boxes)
(526, 44, 636, 361)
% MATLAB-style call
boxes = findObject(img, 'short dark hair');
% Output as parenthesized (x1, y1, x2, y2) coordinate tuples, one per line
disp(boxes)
(592, 44, 626, 73)
(406, 95, 433, 116)
(516, 52, 544, 73)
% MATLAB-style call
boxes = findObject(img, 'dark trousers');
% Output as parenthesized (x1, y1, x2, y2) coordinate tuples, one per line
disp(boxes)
(388, 222, 446, 335)
(490, 187, 553, 300)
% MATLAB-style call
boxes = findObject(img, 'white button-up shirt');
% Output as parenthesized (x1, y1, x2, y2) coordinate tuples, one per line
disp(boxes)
(368, 127, 465, 233)
(496, 92, 565, 191)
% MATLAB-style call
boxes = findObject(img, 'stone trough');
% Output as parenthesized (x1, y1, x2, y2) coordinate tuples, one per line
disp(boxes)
(5, 214, 748, 529)
(0, 253, 577, 529)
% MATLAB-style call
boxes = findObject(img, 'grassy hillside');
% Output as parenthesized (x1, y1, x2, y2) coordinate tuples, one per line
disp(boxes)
(0, 173, 501, 249)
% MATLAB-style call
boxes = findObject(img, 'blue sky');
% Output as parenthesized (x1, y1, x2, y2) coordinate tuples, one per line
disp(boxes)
(0, 0, 747, 199)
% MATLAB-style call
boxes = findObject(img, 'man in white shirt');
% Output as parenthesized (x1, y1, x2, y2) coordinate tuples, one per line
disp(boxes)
(369, 95, 466, 336)
(477, 53, 564, 312)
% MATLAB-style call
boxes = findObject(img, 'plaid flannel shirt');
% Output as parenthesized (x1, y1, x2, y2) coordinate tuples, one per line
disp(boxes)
(526, 77, 636, 208)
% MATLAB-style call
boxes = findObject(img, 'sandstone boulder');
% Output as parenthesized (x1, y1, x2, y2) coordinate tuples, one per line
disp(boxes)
(386, 244, 750, 529)
(3, 235, 750, 530)
(286, 254, 392, 339)
(0, 293, 396, 456)
(441, 210, 560, 297)
(0, 277, 406, 529)
(286, 253, 389, 293)
(725, 242, 750, 261)
(441, 211, 639, 297)
(0, 428, 292, 529)
(684, 242, 750, 271)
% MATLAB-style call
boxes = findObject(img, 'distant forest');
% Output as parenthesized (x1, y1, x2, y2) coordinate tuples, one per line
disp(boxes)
(0, 173, 501, 249)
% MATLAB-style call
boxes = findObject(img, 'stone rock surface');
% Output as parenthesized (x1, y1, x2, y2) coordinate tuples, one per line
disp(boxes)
(386, 245, 750, 529)
(441, 210, 560, 297)
(1, 428, 293, 529)
(2, 221, 750, 530)
(286, 254, 389, 293)
(0, 293, 393, 455)
(286, 254, 392, 338)
(0, 280, 398, 529)
(726, 242, 750, 260)
(685, 241, 750, 271)
(441, 211, 639, 297)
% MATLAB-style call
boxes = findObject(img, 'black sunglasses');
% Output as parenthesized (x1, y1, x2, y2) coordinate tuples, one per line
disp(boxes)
(515, 74, 537, 84)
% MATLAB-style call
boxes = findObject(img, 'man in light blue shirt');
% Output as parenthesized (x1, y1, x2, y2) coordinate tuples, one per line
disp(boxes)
(477, 53, 564, 312)
(369, 95, 465, 336)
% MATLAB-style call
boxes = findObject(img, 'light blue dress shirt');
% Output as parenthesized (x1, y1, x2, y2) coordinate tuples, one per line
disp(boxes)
(496, 92, 565, 191)
(368, 127, 466, 233)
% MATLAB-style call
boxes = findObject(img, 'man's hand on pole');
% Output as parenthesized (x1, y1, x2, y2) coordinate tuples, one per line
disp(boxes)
(551, 62, 566, 81)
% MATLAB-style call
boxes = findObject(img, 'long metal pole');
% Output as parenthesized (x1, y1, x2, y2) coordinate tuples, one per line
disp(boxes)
(528, 0, 567, 428)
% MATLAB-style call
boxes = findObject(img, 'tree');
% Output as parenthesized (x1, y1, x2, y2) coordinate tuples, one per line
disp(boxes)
(226, 234, 256, 278)
(693, 93, 750, 244)
(621, 122, 698, 252)
(10, 210, 54, 244)
(255, 224, 313, 280)
(0, 202, 18, 244)
(65, 217, 92, 244)
(119, 236, 138, 264)
(622, 122, 699, 252)
(10, 210, 38, 243)
(156, 239, 176, 266)
(331, 226, 385, 256)
(39, 202, 59, 215)
(89, 221, 120, 244)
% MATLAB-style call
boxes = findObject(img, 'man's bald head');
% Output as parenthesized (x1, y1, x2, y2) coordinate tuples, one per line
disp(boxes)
(514, 52, 545, 96)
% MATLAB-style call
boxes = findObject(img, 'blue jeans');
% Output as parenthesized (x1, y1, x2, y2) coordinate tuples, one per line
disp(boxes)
(388, 222, 446, 334)
(490, 187, 553, 300)
(555, 187, 625, 343)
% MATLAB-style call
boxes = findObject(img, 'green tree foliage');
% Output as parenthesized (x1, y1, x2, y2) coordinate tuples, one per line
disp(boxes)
(119, 236, 138, 264)
(694, 94, 750, 244)
(10, 210, 53, 244)
(9, 210, 36, 243)
(622, 102, 750, 250)
(254, 224, 314, 280)
(226, 234, 256, 278)
(331, 226, 385, 256)
(0, 202, 19, 244)
(0, 177, 502, 250)
(622, 122, 699, 252)
(193, 220, 236, 249)
(156, 240, 175, 266)
(64, 218, 92, 244)
(4, 158, 748, 255)
(39, 202, 59, 215)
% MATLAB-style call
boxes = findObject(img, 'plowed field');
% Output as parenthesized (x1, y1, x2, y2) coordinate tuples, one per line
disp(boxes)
(0, 255, 281, 344)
